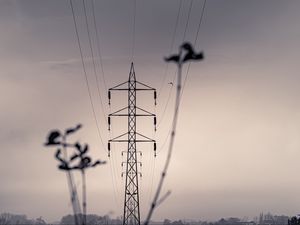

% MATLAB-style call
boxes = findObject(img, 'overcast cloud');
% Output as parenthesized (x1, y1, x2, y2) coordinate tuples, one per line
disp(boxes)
(1, 0, 300, 222)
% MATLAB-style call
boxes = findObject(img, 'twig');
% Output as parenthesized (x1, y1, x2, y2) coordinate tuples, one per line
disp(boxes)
(144, 62, 182, 225)
(144, 43, 204, 225)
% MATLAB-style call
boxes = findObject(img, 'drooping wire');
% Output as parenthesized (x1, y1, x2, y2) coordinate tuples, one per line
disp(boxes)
(157, 0, 183, 97)
(131, 0, 136, 62)
(194, 0, 207, 46)
(82, 0, 108, 119)
(181, 0, 207, 98)
(145, 24, 205, 224)
(148, 153, 156, 203)
(107, 95, 121, 207)
(148, 3, 207, 215)
(108, 156, 121, 207)
(108, 97, 123, 205)
(140, 143, 150, 203)
(146, 102, 157, 203)
(182, 0, 194, 41)
(144, 47, 185, 225)
(157, 0, 193, 129)
(91, 0, 108, 91)
(109, 147, 121, 207)
(144, 4, 207, 216)
(157, 0, 206, 155)
(156, 78, 174, 129)
(155, 0, 194, 158)
(107, 104, 122, 208)
(154, 0, 181, 151)
(71, 0, 120, 212)
(69, 0, 106, 153)
(112, 147, 123, 206)
(108, 105, 122, 208)
(157, 128, 172, 154)
(89, 0, 121, 207)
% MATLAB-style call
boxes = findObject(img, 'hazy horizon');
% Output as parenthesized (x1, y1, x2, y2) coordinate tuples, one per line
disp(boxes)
(1, 0, 300, 222)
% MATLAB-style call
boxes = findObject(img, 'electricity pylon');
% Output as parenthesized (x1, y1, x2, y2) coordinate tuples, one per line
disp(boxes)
(108, 63, 157, 225)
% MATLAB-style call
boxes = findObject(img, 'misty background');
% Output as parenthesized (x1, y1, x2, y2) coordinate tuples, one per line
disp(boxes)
(1, 0, 300, 222)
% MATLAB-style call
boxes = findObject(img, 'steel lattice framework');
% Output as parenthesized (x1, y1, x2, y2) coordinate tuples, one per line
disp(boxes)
(108, 63, 157, 225)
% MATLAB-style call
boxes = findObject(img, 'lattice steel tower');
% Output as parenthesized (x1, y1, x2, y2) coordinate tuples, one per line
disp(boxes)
(108, 63, 157, 225)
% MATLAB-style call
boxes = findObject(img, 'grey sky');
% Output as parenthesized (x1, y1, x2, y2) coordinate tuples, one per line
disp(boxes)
(1, 0, 300, 222)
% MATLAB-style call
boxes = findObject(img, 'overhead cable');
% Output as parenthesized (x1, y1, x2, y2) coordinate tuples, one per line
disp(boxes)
(82, 0, 108, 119)
(69, 0, 107, 152)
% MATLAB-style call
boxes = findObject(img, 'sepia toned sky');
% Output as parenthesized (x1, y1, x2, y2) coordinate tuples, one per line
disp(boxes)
(1, 0, 300, 222)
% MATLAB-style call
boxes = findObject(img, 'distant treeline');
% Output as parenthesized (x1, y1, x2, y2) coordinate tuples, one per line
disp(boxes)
(0, 213, 120, 225)
(0, 212, 291, 225)
(0, 213, 46, 225)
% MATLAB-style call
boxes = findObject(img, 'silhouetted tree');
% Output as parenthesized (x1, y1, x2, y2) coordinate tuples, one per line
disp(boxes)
(164, 219, 172, 225)
(61, 214, 113, 225)
(172, 220, 184, 225)
(288, 217, 300, 225)
(35, 217, 46, 225)
(0, 213, 30, 225)
(0, 213, 10, 225)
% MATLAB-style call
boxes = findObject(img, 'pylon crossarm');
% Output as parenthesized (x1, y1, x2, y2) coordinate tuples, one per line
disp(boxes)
(110, 132, 154, 142)
(111, 114, 155, 117)
(111, 139, 154, 142)
(136, 81, 155, 90)
(109, 132, 128, 142)
(109, 81, 128, 90)
(135, 88, 155, 91)
(110, 88, 154, 91)
(136, 106, 155, 116)
(136, 132, 155, 142)
(110, 88, 130, 91)
(109, 106, 155, 116)
(109, 106, 128, 116)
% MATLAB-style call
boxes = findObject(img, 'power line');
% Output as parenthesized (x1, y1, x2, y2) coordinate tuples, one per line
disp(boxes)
(157, 128, 172, 154)
(157, 80, 174, 129)
(69, 0, 121, 214)
(91, 0, 108, 92)
(90, 0, 123, 210)
(145, 116, 157, 204)
(107, 101, 123, 209)
(181, 0, 207, 98)
(182, 0, 194, 41)
(131, 0, 136, 62)
(157, 0, 183, 97)
(108, 157, 120, 207)
(145, 34, 204, 225)
(145, 147, 153, 203)
(194, 0, 207, 46)
(148, 153, 156, 203)
(158, 0, 193, 125)
(157, 0, 194, 148)
(156, 0, 183, 131)
(82, 0, 108, 119)
(69, 0, 107, 152)
(158, 0, 206, 155)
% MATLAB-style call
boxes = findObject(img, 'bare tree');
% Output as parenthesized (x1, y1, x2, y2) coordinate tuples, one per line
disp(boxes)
(0, 213, 11, 225)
